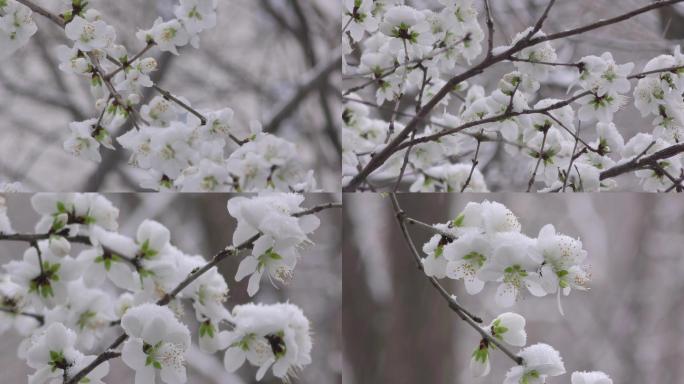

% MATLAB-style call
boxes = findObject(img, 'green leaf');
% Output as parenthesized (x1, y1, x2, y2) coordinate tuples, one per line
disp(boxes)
(462, 251, 486, 267)
(140, 239, 158, 259)
(199, 321, 215, 338)
(452, 213, 465, 227)
(77, 311, 96, 330)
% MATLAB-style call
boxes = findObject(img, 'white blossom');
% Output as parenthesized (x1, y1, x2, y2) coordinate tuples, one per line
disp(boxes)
(504, 343, 565, 384)
(223, 302, 312, 381)
(121, 303, 191, 384)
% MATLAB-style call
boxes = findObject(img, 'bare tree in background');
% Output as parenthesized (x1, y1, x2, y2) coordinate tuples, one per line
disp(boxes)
(0, 0, 341, 191)
(0, 193, 342, 383)
(343, 193, 684, 384)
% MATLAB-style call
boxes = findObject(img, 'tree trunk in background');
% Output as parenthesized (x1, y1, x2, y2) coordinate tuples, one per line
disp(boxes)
(342, 206, 384, 384)
(658, 7, 684, 40)
(380, 195, 455, 383)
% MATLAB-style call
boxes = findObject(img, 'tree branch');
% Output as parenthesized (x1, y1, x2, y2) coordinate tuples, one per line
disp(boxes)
(63, 201, 340, 383)
(343, 0, 684, 191)
(389, 194, 523, 365)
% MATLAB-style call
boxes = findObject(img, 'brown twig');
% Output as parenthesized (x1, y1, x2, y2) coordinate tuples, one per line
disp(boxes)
(389, 194, 524, 365)
(343, 0, 684, 191)
(63, 201, 340, 383)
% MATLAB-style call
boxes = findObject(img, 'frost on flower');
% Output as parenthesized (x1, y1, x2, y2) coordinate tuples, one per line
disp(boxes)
(91, 219, 180, 290)
(4, 242, 81, 308)
(223, 302, 312, 381)
(0, 193, 327, 383)
(504, 343, 565, 384)
(228, 193, 320, 296)
(489, 312, 527, 347)
(121, 303, 191, 384)
(571, 371, 613, 384)
(470, 312, 527, 378)
(26, 322, 110, 384)
(0, 275, 40, 336)
(31, 193, 119, 236)
(44, 281, 116, 351)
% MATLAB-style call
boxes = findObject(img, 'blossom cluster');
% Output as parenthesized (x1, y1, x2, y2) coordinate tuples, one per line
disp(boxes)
(0, 192, 322, 382)
(421, 200, 590, 312)
(408, 199, 611, 383)
(2, 0, 316, 192)
(229, 193, 320, 297)
(469, 312, 613, 384)
(0, 0, 37, 59)
(343, 0, 684, 192)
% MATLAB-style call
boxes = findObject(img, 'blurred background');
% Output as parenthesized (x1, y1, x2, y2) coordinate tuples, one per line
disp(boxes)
(0, 0, 341, 191)
(0, 193, 342, 383)
(344, 193, 684, 383)
(345, 0, 684, 191)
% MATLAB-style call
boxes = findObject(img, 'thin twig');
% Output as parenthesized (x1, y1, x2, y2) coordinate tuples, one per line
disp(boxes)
(63, 201, 340, 383)
(562, 122, 582, 192)
(104, 42, 156, 81)
(461, 133, 483, 192)
(343, 0, 683, 191)
(0, 307, 45, 325)
(483, 0, 495, 57)
(527, 128, 549, 192)
(389, 194, 524, 365)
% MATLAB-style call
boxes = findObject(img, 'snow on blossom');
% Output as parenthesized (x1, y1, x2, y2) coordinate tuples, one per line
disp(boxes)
(571, 371, 613, 384)
(470, 312, 527, 378)
(504, 343, 566, 384)
(26, 322, 110, 384)
(31, 193, 119, 236)
(421, 201, 590, 309)
(223, 302, 312, 381)
(4, 242, 81, 308)
(228, 193, 320, 296)
(0, 275, 40, 335)
(121, 303, 191, 384)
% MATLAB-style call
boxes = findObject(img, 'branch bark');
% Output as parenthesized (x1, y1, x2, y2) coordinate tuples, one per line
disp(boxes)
(389, 194, 524, 365)
(343, 0, 684, 191)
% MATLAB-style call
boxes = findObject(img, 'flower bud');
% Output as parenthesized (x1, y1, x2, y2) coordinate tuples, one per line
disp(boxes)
(48, 236, 71, 257)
